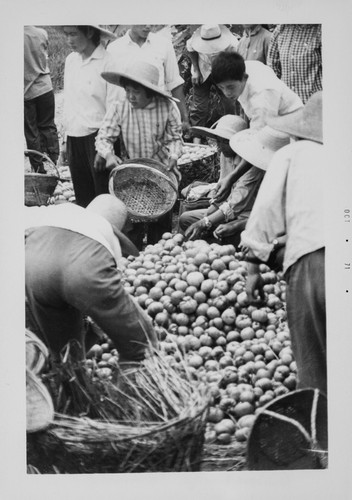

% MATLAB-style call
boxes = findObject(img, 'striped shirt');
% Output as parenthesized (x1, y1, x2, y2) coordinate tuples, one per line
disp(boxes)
(268, 24, 322, 104)
(95, 96, 183, 163)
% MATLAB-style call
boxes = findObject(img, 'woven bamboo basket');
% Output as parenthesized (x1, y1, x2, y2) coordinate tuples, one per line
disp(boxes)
(177, 143, 219, 192)
(246, 388, 328, 470)
(25, 150, 60, 206)
(27, 347, 211, 473)
(109, 158, 178, 223)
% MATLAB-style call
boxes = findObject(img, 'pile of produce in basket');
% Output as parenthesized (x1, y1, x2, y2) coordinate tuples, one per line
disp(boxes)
(177, 143, 218, 165)
(47, 165, 76, 205)
(177, 143, 219, 192)
(27, 343, 211, 474)
(101, 232, 296, 456)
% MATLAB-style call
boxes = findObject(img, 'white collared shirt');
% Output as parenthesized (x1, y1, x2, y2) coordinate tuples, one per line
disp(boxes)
(238, 60, 303, 130)
(241, 140, 325, 273)
(25, 203, 122, 264)
(63, 44, 124, 137)
(107, 30, 184, 92)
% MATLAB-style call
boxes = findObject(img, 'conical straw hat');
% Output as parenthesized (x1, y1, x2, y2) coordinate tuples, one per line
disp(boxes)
(26, 369, 54, 433)
(230, 125, 290, 171)
(26, 329, 49, 375)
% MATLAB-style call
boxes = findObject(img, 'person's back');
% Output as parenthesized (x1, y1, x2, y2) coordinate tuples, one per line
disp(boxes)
(24, 26, 59, 171)
(24, 26, 52, 100)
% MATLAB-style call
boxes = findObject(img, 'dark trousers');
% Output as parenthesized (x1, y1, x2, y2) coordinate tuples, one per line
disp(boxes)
(189, 76, 238, 132)
(66, 132, 110, 208)
(124, 210, 173, 251)
(25, 227, 157, 362)
(285, 248, 327, 395)
(24, 90, 60, 172)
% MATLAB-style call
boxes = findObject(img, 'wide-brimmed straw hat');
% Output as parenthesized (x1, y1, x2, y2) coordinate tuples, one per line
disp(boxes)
(90, 25, 117, 40)
(268, 91, 323, 144)
(230, 126, 290, 171)
(59, 25, 116, 40)
(191, 115, 248, 141)
(191, 24, 233, 54)
(26, 369, 54, 433)
(102, 60, 179, 102)
(86, 195, 139, 257)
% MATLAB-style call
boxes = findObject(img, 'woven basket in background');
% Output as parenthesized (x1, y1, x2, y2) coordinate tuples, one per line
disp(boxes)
(24, 150, 60, 206)
(177, 143, 219, 192)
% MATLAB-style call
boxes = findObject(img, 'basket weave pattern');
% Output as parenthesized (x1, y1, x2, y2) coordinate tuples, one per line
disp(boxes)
(24, 150, 60, 206)
(27, 348, 210, 473)
(109, 159, 178, 222)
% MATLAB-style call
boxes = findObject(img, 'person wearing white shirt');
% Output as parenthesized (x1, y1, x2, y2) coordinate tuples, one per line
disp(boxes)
(210, 51, 303, 206)
(107, 25, 190, 132)
(62, 25, 122, 207)
(25, 195, 158, 363)
(241, 92, 326, 394)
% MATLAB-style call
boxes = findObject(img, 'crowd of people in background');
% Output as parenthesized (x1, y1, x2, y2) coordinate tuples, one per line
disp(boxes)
(24, 24, 325, 393)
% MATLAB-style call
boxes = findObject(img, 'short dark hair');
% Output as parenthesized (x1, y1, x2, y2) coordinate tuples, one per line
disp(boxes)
(120, 77, 158, 99)
(77, 26, 101, 47)
(212, 51, 246, 84)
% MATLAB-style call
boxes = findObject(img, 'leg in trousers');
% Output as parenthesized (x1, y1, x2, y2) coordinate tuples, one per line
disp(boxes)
(35, 90, 60, 165)
(24, 98, 45, 172)
(285, 248, 327, 395)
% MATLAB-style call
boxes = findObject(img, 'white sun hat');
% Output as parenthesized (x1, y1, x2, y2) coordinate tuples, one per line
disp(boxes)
(230, 126, 291, 171)
(191, 24, 233, 54)
(191, 115, 248, 141)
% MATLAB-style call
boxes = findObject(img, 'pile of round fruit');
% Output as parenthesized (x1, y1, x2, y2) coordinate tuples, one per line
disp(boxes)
(48, 166, 76, 205)
(177, 144, 217, 166)
(87, 233, 297, 448)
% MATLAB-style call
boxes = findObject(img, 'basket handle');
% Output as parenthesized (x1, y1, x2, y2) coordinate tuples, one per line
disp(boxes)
(25, 149, 60, 177)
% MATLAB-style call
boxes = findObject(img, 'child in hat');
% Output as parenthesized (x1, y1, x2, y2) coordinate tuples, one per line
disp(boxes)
(186, 24, 240, 143)
(95, 59, 183, 248)
(179, 115, 266, 247)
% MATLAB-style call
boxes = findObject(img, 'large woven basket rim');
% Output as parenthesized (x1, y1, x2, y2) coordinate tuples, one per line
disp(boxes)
(51, 400, 209, 441)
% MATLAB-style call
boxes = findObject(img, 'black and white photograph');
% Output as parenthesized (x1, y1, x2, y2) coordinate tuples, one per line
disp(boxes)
(1, 0, 352, 499)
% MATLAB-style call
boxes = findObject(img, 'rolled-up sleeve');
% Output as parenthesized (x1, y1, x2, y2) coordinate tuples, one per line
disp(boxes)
(241, 148, 290, 261)
(219, 166, 264, 222)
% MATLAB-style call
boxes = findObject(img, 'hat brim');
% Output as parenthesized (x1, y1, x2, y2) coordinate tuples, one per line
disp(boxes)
(90, 25, 117, 39)
(190, 126, 231, 141)
(267, 107, 323, 144)
(113, 227, 140, 257)
(191, 25, 233, 54)
(101, 71, 179, 103)
(230, 130, 275, 171)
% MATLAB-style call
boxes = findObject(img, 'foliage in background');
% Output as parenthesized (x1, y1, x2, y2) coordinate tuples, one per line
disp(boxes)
(40, 26, 71, 92)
